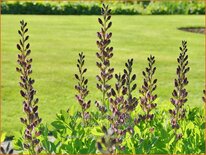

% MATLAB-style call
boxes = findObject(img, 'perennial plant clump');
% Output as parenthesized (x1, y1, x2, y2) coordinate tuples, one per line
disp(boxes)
(8, 3, 204, 155)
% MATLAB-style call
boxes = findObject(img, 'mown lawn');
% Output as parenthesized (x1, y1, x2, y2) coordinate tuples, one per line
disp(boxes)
(2, 15, 204, 136)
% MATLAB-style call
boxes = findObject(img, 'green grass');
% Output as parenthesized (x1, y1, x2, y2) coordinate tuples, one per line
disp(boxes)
(2, 15, 204, 136)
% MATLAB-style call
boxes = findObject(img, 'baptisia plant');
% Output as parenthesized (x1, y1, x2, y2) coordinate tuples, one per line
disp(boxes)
(124, 59, 138, 112)
(95, 4, 114, 113)
(136, 55, 157, 124)
(169, 40, 190, 140)
(16, 20, 43, 154)
(74, 52, 91, 125)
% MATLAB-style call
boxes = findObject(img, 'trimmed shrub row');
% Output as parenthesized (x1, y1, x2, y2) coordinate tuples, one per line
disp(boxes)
(1, 1, 205, 15)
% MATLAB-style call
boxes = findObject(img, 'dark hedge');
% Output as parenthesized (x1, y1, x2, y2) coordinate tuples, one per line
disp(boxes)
(1, 1, 205, 15)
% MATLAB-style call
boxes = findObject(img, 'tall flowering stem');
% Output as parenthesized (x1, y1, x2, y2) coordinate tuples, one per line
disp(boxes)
(75, 52, 91, 125)
(97, 73, 134, 153)
(95, 4, 114, 113)
(16, 20, 43, 154)
(123, 59, 138, 112)
(169, 40, 189, 140)
(137, 55, 157, 124)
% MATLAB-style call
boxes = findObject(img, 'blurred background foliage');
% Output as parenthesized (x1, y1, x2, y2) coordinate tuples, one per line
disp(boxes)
(1, 0, 205, 15)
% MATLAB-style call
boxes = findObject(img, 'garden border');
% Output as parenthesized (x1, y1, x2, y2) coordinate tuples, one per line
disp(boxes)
(0, 0, 205, 154)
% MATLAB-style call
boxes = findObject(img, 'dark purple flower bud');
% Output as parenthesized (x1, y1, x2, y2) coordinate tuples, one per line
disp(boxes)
(104, 84, 111, 90)
(108, 68, 114, 73)
(131, 84, 137, 91)
(96, 41, 100, 46)
(34, 98, 39, 104)
(36, 147, 43, 154)
(172, 90, 178, 97)
(24, 35, 29, 41)
(25, 134, 32, 140)
(134, 118, 140, 125)
(23, 143, 30, 149)
(183, 78, 188, 85)
(176, 133, 183, 140)
(107, 22, 112, 29)
(75, 74, 79, 80)
(84, 112, 90, 120)
(16, 67, 22, 73)
(122, 87, 127, 95)
(26, 43, 30, 50)
(107, 74, 113, 81)
(107, 32, 112, 39)
(107, 15, 111, 21)
(97, 142, 103, 151)
(144, 79, 148, 87)
(20, 90, 26, 97)
(102, 126, 107, 134)
(131, 74, 136, 81)
(84, 79, 88, 85)
(33, 106, 38, 113)
(17, 44, 21, 50)
(20, 118, 27, 124)
(170, 98, 177, 106)
(97, 32, 102, 39)
(35, 131, 41, 137)
(152, 67, 156, 74)
(101, 137, 106, 144)
(111, 88, 116, 96)
(28, 70, 32, 75)
(153, 79, 157, 84)
(96, 75, 102, 82)
(98, 18, 103, 25)
(32, 139, 40, 145)
(83, 68, 87, 74)
(26, 50, 31, 56)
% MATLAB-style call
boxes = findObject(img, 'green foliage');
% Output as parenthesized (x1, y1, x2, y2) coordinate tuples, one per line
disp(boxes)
(40, 110, 97, 154)
(36, 106, 204, 154)
(1, 1, 204, 15)
(3, 2, 205, 154)
(147, 1, 205, 15)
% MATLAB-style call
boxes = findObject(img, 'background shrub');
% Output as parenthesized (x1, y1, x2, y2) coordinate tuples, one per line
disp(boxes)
(1, 1, 205, 15)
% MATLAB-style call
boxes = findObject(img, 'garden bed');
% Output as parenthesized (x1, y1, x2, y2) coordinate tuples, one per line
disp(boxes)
(178, 27, 205, 34)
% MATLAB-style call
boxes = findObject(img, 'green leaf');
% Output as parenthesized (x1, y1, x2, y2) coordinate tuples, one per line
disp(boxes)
(69, 105, 75, 116)
(134, 126, 141, 136)
(74, 139, 82, 151)
(91, 127, 104, 136)
(51, 121, 66, 130)
(87, 139, 96, 153)
(125, 132, 135, 153)
(0, 132, 6, 142)
(186, 122, 194, 130)
(80, 148, 89, 154)
(61, 143, 73, 154)
(168, 136, 175, 146)
(194, 127, 200, 137)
